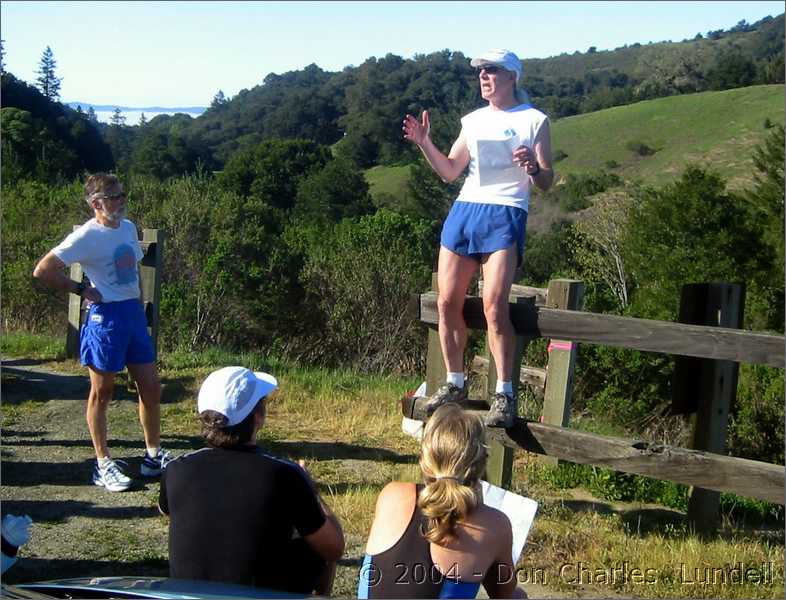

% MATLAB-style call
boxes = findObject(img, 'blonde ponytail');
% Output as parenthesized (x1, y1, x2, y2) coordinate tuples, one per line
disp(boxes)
(417, 403, 488, 544)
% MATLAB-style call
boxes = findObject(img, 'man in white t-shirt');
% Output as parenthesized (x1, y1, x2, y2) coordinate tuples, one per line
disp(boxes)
(33, 173, 168, 492)
(402, 49, 554, 427)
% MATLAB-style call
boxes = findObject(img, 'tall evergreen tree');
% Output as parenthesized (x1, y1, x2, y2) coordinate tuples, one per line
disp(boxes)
(1, 39, 6, 74)
(35, 46, 62, 100)
(139, 112, 148, 127)
(86, 106, 98, 122)
(110, 107, 126, 126)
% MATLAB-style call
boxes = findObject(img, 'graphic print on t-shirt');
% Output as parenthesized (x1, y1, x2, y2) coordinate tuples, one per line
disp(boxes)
(110, 244, 138, 285)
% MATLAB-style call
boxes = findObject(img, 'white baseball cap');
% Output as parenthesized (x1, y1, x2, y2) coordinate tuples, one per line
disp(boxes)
(197, 366, 278, 426)
(470, 49, 523, 82)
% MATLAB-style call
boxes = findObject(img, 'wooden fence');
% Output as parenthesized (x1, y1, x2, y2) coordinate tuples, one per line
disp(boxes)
(404, 276, 785, 532)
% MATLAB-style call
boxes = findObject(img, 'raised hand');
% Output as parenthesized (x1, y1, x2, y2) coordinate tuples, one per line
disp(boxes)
(402, 111, 431, 146)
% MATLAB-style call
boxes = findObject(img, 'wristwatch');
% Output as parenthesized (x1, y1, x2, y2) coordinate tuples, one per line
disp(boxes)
(527, 162, 541, 177)
(75, 280, 87, 296)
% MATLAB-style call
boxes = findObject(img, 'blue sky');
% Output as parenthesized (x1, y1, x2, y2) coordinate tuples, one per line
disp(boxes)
(1, 1, 783, 107)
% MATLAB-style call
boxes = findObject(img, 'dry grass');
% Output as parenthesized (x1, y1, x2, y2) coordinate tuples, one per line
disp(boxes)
(2, 335, 783, 598)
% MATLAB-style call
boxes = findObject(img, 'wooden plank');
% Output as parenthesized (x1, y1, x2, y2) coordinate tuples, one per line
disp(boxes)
(418, 292, 784, 368)
(510, 283, 548, 306)
(678, 284, 744, 534)
(402, 397, 785, 505)
(140, 229, 164, 355)
(65, 261, 84, 360)
(542, 280, 584, 430)
(471, 356, 546, 390)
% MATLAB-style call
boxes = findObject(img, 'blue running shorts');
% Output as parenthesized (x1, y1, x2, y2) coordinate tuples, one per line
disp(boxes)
(440, 201, 527, 265)
(80, 299, 155, 372)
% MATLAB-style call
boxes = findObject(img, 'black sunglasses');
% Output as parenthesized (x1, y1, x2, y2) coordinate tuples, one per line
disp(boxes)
(475, 64, 504, 74)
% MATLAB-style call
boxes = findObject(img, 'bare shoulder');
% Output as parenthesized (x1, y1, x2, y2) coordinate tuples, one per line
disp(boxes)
(473, 503, 513, 531)
(377, 481, 417, 510)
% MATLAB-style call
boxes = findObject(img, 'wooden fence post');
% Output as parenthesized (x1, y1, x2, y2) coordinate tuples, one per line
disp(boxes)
(540, 279, 584, 466)
(140, 229, 164, 355)
(483, 284, 534, 489)
(65, 245, 85, 360)
(673, 283, 745, 534)
(425, 273, 447, 397)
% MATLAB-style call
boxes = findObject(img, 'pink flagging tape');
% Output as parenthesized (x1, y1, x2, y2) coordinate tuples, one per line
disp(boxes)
(547, 340, 575, 353)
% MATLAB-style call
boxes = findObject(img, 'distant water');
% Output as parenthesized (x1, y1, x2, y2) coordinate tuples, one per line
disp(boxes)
(93, 109, 205, 126)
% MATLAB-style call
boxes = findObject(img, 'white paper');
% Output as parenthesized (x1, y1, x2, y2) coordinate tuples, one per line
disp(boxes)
(481, 480, 538, 564)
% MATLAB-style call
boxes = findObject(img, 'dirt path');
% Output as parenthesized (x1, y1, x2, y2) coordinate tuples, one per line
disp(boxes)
(1, 359, 615, 598)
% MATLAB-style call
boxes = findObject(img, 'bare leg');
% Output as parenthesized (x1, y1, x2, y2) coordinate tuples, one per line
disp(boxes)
(127, 362, 161, 449)
(437, 246, 480, 373)
(86, 367, 116, 459)
(481, 245, 519, 382)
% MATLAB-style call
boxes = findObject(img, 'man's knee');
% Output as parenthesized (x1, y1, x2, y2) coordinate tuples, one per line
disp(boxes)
(88, 383, 114, 406)
(483, 300, 512, 333)
(437, 292, 465, 317)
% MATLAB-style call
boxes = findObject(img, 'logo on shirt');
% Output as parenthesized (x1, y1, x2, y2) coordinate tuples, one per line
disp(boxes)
(109, 244, 138, 285)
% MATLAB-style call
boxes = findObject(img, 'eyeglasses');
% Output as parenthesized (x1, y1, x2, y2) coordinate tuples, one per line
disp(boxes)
(100, 191, 126, 201)
(475, 64, 504, 74)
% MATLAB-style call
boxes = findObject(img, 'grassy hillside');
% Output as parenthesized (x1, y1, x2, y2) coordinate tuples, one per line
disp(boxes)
(551, 84, 785, 191)
(364, 164, 414, 206)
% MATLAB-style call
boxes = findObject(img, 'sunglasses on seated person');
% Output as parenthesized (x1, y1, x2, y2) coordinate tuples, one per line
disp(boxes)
(475, 64, 505, 74)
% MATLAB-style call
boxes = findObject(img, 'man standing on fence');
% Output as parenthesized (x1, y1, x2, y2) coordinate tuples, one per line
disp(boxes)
(33, 173, 167, 492)
(403, 49, 554, 427)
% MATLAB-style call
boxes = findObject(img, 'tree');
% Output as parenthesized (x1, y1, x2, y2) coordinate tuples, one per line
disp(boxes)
(572, 189, 633, 310)
(210, 90, 227, 109)
(35, 46, 62, 100)
(139, 112, 148, 127)
(110, 107, 126, 126)
(1, 39, 6, 74)
(86, 106, 98, 122)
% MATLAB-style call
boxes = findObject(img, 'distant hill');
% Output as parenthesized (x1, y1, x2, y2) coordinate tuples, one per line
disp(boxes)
(65, 102, 206, 114)
(550, 84, 784, 191)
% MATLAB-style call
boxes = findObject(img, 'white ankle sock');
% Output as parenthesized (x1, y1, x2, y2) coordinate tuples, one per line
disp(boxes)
(446, 372, 465, 388)
(146, 447, 161, 458)
(98, 456, 112, 466)
(496, 381, 514, 395)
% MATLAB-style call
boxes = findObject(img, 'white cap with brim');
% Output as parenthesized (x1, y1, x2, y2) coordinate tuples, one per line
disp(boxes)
(470, 49, 523, 83)
(197, 366, 278, 426)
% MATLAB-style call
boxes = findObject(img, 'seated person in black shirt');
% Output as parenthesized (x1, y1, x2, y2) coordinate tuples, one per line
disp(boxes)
(159, 366, 345, 595)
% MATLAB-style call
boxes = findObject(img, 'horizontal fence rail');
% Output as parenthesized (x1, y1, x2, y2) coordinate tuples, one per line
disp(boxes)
(416, 292, 785, 368)
(402, 397, 785, 505)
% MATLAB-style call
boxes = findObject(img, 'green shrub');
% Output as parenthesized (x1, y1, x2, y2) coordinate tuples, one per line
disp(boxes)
(625, 140, 657, 156)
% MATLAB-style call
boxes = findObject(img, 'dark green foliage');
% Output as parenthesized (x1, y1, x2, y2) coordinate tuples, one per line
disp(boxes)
(622, 167, 767, 321)
(729, 364, 785, 464)
(547, 170, 622, 212)
(218, 138, 331, 210)
(1, 73, 112, 182)
(1, 179, 87, 330)
(293, 157, 375, 224)
(290, 209, 436, 372)
(519, 220, 575, 286)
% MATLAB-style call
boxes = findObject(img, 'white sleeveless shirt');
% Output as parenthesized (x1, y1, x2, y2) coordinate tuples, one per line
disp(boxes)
(456, 103, 549, 212)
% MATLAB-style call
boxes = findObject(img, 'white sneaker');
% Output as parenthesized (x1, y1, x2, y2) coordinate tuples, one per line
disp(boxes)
(93, 458, 132, 492)
(140, 448, 171, 477)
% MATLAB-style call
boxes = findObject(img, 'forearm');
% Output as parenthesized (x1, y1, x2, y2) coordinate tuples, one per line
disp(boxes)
(529, 165, 554, 191)
(33, 267, 80, 294)
(417, 138, 464, 183)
